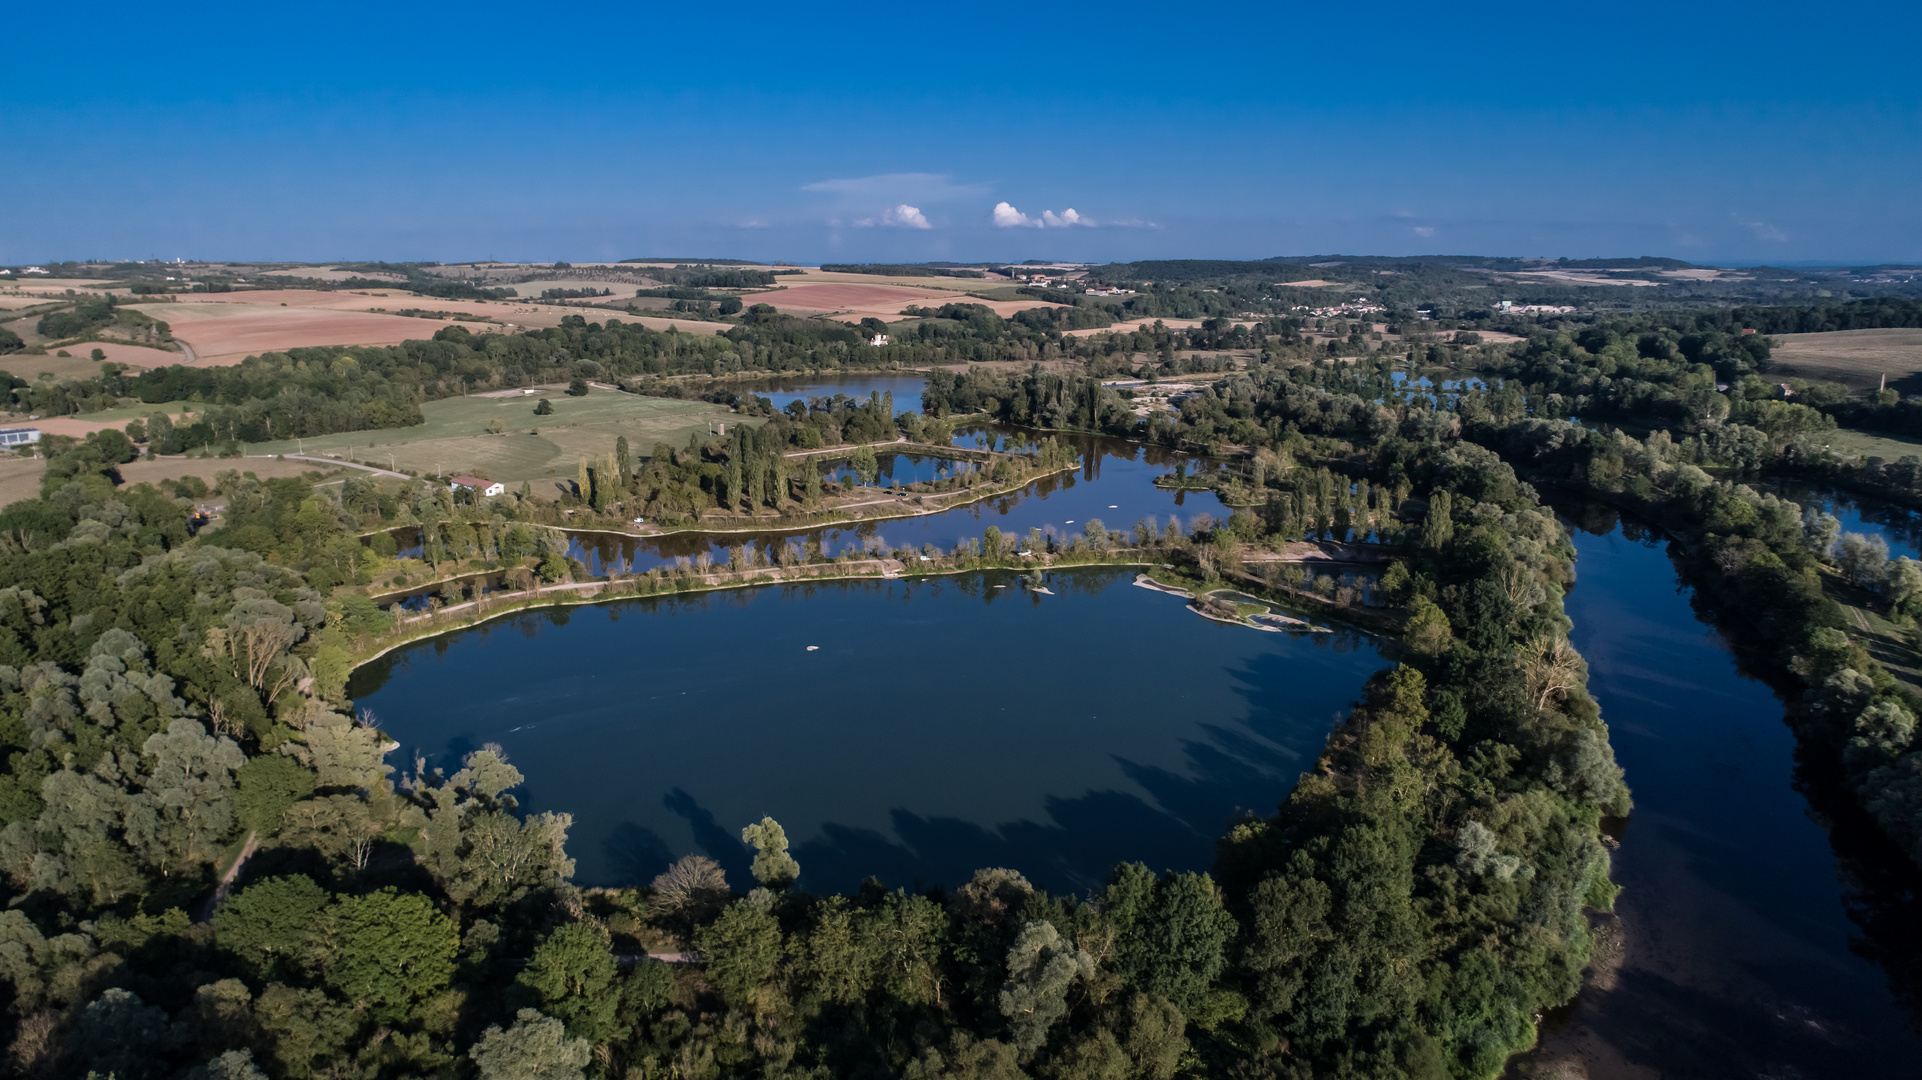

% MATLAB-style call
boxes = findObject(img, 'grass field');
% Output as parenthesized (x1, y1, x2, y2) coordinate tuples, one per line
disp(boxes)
(242, 390, 744, 487)
(0, 350, 138, 382)
(1823, 426, 1922, 462)
(1770, 328, 1922, 391)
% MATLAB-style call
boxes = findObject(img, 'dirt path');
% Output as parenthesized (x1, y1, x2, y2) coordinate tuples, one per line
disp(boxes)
(198, 829, 258, 923)
(250, 453, 408, 479)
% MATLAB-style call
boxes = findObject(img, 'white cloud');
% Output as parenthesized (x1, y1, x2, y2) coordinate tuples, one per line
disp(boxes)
(993, 201, 1034, 227)
(855, 204, 932, 229)
(994, 202, 1092, 228)
(1413, 226, 1435, 238)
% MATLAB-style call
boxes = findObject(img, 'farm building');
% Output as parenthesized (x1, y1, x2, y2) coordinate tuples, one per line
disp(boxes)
(450, 475, 506, 497)
(0, 428, 43, 448)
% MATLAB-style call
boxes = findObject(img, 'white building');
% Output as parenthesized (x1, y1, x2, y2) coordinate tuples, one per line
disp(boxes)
(0, 428, 43, 448)
(450, 475, 506, 497)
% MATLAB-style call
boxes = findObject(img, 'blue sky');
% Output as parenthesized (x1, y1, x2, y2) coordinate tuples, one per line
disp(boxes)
(3, 1, 1916, 265)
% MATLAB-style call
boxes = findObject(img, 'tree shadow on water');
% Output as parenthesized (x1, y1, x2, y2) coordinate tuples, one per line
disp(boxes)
(599, 822, 675, 887)
(663, 787, 753, 885)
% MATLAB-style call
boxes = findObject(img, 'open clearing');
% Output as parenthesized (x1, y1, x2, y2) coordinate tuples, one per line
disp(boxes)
(0, 453, 333, 508)
(1, 351, 145, 383)
(1824, 426, 1922, 462)
(1770, 328, 1922, 391)
(240, 390, 740, 489)
(56, 340, 182, 367)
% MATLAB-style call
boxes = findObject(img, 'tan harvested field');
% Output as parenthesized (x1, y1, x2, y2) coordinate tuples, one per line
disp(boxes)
(60, 340, 183, 367)
(607, 314, 730, 334)
(127, 300, 488, 366)
(1274, 279, 1347, 288)
(1061, 317, 1210, 339)
(0, 294, 60, 310)
(2, 279, 119, 293)
(1659, 268, 1749, 282)
(788, 269, 996, 292)
(745, 280, 1064, 322)
(1769, 329, 1922, 391)
(258, 268, 406, 283)
(1493, 269, 1661, 287)
(0, 453, 340, 509)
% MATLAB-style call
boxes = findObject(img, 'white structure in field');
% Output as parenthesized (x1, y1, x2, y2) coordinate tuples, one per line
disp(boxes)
(0, 428, 43, 448)
(450, 475, 506, 497)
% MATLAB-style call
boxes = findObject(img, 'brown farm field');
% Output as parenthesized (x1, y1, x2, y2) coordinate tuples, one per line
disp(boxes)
(744, 280, 1065, 323)
(127, 300, 486, 366)
(57, 340, 182, 367)
(1769, 328, 1922, 391)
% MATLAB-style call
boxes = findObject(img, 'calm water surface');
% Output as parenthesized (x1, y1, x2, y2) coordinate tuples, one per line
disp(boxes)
(350, 570, 1386, 893)
(567, 427, 1230, 576)
(1520, 507, 1922, 1077)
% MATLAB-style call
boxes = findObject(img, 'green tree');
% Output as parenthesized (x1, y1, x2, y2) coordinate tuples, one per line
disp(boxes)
(534, 398, 554, 415)
(741, 815, 800, 888)
(567, 378, 590, 397)
(216, 875, 331, 982)
(1421, 488, 1454, 550)
(128, 718, 246, 876)
(235, 755, 316, 835)
(469, 1009, 590, 1080)
(999, 921, 1094, 1058)
(1110, 871, 1234, 1012)
(323, 888, 458, 1021)
(789, 896, 876, 1007)
(516, 922, 619, 1044)
(695, 901, 783, 1009)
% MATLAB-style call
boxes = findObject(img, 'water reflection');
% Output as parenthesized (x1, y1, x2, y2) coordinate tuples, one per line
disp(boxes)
(565, 426, 1230, 576)
(350, 569, 1386, 893)
(1513, 500, 1922, 1077)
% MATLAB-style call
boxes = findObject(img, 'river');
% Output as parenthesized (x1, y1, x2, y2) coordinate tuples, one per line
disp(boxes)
(1502, 502, 1922, 1076)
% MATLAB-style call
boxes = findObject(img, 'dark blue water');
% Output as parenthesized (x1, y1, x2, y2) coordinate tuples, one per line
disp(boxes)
(349, 569, 1386, 893)
(1521, 508, 1922, 1077)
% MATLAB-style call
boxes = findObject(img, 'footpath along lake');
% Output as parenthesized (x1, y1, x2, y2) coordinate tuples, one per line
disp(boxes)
(353, 375, 1922, 1074)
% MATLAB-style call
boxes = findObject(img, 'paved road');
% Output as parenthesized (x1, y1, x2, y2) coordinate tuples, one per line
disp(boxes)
(248, 453, 409, 479)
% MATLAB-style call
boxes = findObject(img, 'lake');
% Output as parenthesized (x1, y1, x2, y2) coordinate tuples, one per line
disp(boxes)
(348, 569, 1387, 894)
